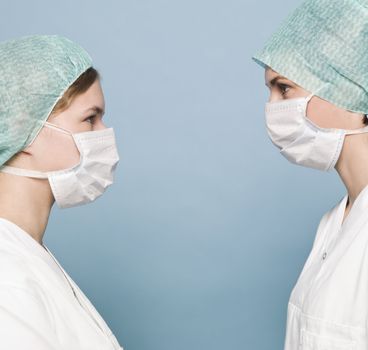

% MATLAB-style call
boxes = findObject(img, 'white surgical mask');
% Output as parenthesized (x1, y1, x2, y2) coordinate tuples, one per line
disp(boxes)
(0, 121, 120, 208)
(265, 92, 368, 171)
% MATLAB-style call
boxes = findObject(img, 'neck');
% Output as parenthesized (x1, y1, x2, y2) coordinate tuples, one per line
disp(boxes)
(0, 172, 54, 245)
(335, 134, 368, 207)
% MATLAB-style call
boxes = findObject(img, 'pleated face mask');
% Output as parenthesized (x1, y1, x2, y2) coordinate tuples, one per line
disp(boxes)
(265, 93, 368, 171)
(0, 122, 120, 208)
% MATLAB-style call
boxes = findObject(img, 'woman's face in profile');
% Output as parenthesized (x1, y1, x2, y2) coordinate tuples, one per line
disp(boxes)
(33, 79, 107, 171)
(264, 67, 366, 130)
(7, 79, 107, 173)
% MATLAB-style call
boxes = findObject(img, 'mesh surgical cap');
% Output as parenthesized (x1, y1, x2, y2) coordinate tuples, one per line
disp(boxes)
(0, 34, 93, 167)
(252, 0, 368, 114)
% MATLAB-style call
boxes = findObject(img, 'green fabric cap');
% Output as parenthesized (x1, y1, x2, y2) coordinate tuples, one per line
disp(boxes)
(252, 0, 368, 114)
(0, 34, 93, 166)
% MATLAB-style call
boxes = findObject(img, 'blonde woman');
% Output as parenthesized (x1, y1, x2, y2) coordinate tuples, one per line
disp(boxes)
(0, 34, 122, 349)
(252, 0, 368, 349)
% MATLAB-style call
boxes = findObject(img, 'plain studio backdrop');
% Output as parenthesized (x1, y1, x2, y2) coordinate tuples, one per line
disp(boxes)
(0, 0, 346, 349)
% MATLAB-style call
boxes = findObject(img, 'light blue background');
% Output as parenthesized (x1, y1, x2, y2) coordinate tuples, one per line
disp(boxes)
(0, 1, 347, 349)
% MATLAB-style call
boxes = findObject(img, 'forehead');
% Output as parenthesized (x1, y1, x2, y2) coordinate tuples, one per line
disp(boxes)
(265, 67, 284, 80)
(264, 67, 295, 87)
(73, 79, 105, 108)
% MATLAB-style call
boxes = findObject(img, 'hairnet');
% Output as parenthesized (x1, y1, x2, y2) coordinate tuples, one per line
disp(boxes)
(252, 0, 368, 114)
(0, 34, 93, 167)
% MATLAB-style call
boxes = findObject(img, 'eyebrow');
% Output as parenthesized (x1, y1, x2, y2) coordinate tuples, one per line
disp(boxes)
(265, 75, 288, 87)
(85, 106, 105, 115)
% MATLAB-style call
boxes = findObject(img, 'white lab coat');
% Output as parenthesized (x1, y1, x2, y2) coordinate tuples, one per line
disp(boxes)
(284, 185, 368, 350)
(0, 217, 123, 350)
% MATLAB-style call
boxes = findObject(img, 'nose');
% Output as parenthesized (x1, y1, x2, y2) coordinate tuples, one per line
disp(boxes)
(93, 118, 108, 131)
(269, 87, 290, 103)
(268, 91, 280, 103)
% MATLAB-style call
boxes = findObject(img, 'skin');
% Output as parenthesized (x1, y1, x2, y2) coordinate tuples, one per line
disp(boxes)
(265, 67, 368, 223)
(0, 79, 107, 246)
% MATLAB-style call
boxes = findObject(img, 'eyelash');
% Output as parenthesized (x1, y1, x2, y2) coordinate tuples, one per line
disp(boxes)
(278, 83, 291, 95)
(85, 115, 96, 123)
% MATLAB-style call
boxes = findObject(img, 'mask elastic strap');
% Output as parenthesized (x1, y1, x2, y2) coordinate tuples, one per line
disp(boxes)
(0, 123, 74, 179)
(345, 125, 368, 135)
(305, 86, 325, 103)
(44, 121, 72, 135)
(0, 165, 49, 179)
(305, 93, 314, 103)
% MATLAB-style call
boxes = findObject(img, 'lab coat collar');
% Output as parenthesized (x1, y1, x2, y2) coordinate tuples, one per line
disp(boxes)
(340, 183, 368, 233)
(0, 217, 67, 281)
(0, 218, 118, 344)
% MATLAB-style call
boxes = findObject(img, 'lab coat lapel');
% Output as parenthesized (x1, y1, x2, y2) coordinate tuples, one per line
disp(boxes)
(0, 218, 73, 292)
(320, 184, 368, 271)
(43, 246, 114, 338)
(340, 183, 368, 232)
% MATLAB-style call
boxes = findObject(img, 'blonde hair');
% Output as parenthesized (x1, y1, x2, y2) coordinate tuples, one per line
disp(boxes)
(49, 67, 100, 117)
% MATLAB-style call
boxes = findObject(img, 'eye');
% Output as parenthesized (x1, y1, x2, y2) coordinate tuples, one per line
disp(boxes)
(84, 115, 96, 124)
(277, 83, 291, 96)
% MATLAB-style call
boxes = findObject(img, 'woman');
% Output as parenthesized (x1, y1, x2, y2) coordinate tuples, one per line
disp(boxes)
(0, 34, 122, 349)
(252, 0, 368, 349)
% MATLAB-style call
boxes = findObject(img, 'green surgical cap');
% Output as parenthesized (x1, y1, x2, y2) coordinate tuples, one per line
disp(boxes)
(252, 0, 368, 114)
(0, 34, 93, 166)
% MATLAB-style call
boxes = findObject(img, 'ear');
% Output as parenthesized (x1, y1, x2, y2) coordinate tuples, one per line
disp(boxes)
(20, 142, 35, 156)
(21, 126, 49, 155)
(3, 147, 31, 167)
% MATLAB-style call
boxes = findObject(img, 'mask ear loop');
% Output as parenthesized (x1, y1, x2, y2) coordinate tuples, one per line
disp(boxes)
(305, 86, 325, 103)
(303, 86, 327, 120)
(0, 122, 75, 179)
(305, 92, 315, 103)
(26, 120, 73, 148)
(44, 121, 72, 135)
(344, 124, 368, 135)
(0, 165, 49, 179)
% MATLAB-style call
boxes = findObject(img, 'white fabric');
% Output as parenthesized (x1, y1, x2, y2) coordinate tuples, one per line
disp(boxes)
(284, 184, 368, 349)
(0, 217, 123, 350)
